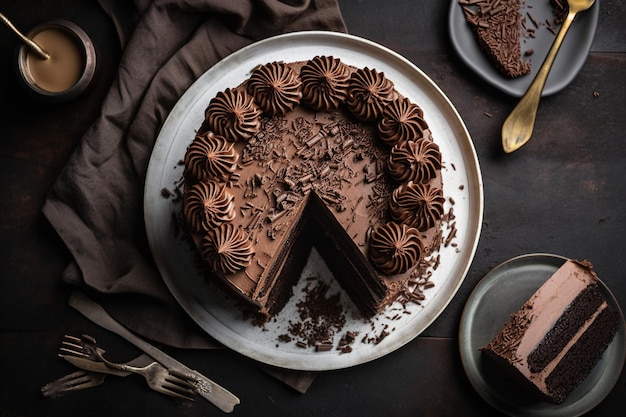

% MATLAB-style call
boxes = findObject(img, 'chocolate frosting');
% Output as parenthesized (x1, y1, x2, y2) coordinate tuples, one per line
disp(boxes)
(205, 88, 262, 142)
(300, 55, 351, 111)
(388, 138, 442, 184)
(390, 181, 444, 231)
(369, 221, 424, 275)
(184, 131, 238, 182)
(201, 223, 254, 275)
(346, 67, 394, 122)
(378, 97, 429, 146)
(247, 61, 302, 115)
(184, 180, 236, 232)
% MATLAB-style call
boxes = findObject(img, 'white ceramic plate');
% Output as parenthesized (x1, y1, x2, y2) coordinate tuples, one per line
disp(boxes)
(144, 31, 483, 371)
(449, 0, 599, 97)
(459, 253, 626, 416)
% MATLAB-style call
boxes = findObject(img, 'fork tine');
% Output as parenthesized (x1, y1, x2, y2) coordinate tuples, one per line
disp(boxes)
(59, 343, 89, 357)
(161, 374, 197, 400)
(41, 371, 107, 397)
(60, 334, 99, 358)
(163, 377, 196, 393)
(156, 385, 196, 401)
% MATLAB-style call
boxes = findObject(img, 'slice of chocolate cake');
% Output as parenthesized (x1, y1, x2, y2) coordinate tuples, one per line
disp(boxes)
(481, 259, 620, 404)
(460, 0, 531, 78)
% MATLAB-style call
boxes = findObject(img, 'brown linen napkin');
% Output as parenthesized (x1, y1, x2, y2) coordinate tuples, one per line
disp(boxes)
(42, 0, 346, 386)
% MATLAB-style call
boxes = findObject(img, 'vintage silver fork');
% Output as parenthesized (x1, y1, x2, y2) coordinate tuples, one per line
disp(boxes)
(41, 370, 107, 397)
(42, 352, 155, 397)
(60, 335, 196, 400)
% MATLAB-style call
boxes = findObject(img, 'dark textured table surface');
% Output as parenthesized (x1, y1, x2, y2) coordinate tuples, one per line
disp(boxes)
(1, 1, 624, 416)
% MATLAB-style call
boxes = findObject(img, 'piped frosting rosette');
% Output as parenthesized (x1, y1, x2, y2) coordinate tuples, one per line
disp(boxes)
(247, 61, 302, 115)
(184, 131, 238, 182)
(183, 180, 236, 233)
(369, 222, 424, 275)
(378, 97, 429, 146)
(184, 119, 252, 274)
(341, 76, 443, 274)
(390, 181, 445, 232)
(346, 67, 395, 122)
(205, 88, 262, 142)
(201, 223, 255, 275)
(388, 138, 442, 184)
(300, 55, 351, 111)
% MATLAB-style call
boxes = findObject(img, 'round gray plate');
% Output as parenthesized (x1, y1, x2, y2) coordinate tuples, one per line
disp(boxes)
(145, 31, 484, 371)
(448, 0, 599, 97)
(459, 253, 626, 417)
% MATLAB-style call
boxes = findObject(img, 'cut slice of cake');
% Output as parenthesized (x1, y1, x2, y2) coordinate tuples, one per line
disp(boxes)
(481, 259, 620, 403)
(460, 0, 531, 78)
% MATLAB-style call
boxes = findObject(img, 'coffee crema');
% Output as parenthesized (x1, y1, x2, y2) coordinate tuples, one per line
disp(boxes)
(26, 28, 83, 93)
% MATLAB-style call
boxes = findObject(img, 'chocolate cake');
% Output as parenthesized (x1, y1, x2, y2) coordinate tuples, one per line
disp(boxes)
(482, 259, 620, 404)
(460, 0, 531, 78)
(182, 56, 446, 323)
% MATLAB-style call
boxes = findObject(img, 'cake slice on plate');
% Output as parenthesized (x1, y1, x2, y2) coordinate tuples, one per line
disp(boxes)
(481, 259, 620, 404)
(460, 0, 531, 78)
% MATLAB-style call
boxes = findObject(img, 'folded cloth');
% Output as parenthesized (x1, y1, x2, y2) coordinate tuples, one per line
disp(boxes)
(42, 0, 346, 354)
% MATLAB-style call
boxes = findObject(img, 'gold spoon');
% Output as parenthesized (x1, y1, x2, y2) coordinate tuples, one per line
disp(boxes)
(501, 0, 596, 153)
(0, 12, 50, 60)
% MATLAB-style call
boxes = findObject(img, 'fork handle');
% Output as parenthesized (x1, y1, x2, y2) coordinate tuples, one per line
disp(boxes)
(69, 291, 240, 413)
(501, 8, 577, 153)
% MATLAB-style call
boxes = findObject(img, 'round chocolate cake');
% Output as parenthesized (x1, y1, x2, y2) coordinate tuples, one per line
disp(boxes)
(182, 56, 446, 322)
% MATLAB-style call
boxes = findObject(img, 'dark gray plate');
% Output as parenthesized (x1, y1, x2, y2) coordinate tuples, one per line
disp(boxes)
(459, 253, 626, 417)
(448, 0, 599, 97)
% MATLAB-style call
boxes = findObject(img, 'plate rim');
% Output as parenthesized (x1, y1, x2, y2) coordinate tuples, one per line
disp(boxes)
(448, 0, 600, 97)
(145, 30, 484, 371)
(459, 253, 626, 417)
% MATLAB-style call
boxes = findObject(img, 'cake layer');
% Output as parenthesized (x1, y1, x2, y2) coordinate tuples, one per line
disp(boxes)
(544, 305, 619, 403)
(527, 285, 605, 373)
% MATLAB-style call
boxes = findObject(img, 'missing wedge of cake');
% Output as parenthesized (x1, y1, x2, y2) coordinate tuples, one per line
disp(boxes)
(481, 259, 620, 404)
